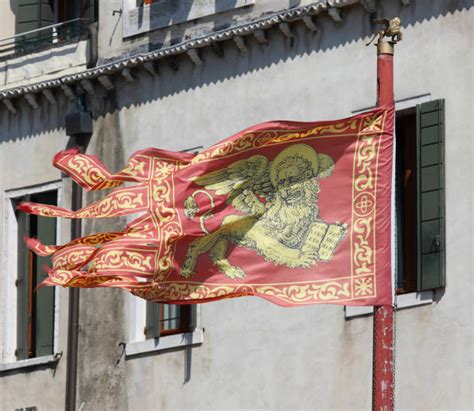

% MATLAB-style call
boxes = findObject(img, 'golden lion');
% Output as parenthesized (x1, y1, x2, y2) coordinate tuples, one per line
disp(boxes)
(181, 144, 347, 279)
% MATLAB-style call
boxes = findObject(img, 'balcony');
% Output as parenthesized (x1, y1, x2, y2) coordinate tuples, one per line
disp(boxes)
(0, 18, 94, 90)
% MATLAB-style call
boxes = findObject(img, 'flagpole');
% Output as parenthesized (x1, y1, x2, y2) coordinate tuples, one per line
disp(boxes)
(371, 17, 401, 411)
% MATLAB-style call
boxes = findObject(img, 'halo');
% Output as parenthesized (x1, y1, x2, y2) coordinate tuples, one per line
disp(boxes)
(317, 153, 335, 179)
(269, 144, 319, 186)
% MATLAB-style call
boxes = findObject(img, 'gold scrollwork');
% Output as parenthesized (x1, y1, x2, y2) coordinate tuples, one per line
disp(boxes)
(350, 114, 385, 299)
(191, 119, 359, 164)
(361, 114, 383, 133)
(94, 250, 153, 272)
(67, 156, 108, 187)
(53, 249, 94, 270)
(134, 280, 351, 304)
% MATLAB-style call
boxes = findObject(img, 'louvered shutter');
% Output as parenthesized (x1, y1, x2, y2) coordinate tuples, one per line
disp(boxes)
(145, 302, 161, 339)
(189, 305, 197, 330)
(416, 99, 445, 290)
(16, 0, 41, 35)
(16, 198, 31, 360)
(16, 0, 55, 50)
(34, 214, 56, 357)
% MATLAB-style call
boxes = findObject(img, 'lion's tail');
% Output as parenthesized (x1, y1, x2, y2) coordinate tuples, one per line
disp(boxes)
(183, 190, 215, 234)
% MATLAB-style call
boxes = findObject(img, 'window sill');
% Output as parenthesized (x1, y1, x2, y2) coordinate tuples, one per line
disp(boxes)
(0, 353, 61, 373)
(345, 290, 434, 319)
(125, 329, 203, 358)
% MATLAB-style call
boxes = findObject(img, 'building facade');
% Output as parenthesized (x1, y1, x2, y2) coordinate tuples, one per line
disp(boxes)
(0, 0, 472, 410)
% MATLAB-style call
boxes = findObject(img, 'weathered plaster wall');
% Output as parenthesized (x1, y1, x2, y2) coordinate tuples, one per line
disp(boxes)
(74, 1, 473, 410)
(0, 0, 16, 40)
(0, 96, 73, 410)
(98, 0, 350, 63)
(75, 112, 130, 411)
(0, 40, 90, 89)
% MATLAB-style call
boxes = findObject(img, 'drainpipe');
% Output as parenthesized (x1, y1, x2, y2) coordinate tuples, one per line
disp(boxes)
(86, 21, 98, 69)
(64, 97, 92, 411)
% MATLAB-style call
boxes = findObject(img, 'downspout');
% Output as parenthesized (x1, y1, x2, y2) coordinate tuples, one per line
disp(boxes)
(86, 21, 98, 69)
(64, 94, 92, 411)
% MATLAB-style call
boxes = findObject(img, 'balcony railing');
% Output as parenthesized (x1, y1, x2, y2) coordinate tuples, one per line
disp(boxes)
(0, 18, 93, 60)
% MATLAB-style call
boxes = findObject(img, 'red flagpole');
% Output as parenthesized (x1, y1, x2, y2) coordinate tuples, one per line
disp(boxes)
(372, 18, 400, 411)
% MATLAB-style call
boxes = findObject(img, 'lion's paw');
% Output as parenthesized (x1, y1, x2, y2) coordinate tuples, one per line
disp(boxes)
(298, 249, 319, 267)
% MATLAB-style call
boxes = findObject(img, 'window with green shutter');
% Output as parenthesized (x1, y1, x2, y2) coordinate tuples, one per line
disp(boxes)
(14, 190, 57, 359)
(395, 99, 445, 294)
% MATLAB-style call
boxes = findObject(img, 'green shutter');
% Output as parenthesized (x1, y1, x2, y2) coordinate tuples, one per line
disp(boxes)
(82, 0, 96, 20)
(416, 99, 445, 290)
(16, 0, 54, 31)
(145, 302, 161, 339)
(16, 190, 57, 359)
(40, 0, 55, 26)
(16, 199, 31, 360)
(34, 215, 56, 357)
(16, 1, 41, 35)
(189, 305, 197, 330)
(16, 0, 55, 50)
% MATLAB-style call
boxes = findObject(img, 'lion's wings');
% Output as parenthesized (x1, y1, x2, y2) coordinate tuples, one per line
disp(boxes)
(191, 155, 273, 215)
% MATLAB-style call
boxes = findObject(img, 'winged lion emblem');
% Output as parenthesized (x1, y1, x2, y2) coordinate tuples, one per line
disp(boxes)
(181, 144, 347, 279)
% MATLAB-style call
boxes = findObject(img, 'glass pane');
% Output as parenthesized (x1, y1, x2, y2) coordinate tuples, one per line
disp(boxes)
(161, 304, 181, 332)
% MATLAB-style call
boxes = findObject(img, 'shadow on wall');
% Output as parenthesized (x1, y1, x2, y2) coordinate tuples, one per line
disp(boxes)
(88, 0, 474, 119)
(0, 0, 471, 143)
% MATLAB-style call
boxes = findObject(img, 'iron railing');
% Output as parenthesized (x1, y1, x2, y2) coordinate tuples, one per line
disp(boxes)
(0, 18, 93, 60)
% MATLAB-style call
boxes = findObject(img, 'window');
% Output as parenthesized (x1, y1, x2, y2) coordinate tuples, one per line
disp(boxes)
(12, 190, 57, 360)
(127, 298, 201, 356)
(396, 99, 445, 294)
(145, 303, 195, 339)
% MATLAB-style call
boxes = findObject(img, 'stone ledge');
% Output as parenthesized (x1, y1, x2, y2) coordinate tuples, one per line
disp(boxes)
(0, 353, 61, 373)
(125, 329, 204, 358)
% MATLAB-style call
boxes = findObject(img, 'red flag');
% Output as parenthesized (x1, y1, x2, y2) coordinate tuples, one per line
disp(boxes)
(20, 106, 394, 306)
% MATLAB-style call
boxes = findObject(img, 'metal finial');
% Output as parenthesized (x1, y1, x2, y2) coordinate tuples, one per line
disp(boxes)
(366, 17, 403, 47)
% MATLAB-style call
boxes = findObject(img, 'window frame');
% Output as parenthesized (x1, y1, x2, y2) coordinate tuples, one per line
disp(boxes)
(1, 181, 62, 366)
(145, 302, 194, 339)
(127, 295, 202, 357)
(395, 107, 418, 294)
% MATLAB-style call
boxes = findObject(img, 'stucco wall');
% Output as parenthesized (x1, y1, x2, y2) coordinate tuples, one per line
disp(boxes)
(0, 0, 16, 40)
(0, 40, 90, 89)
(0, 96, 74, 410)
(98, 0, 353, 63)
